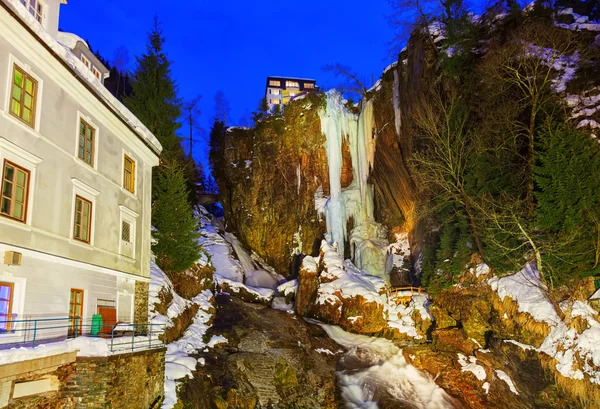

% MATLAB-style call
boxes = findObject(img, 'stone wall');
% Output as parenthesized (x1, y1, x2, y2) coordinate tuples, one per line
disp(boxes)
(134, 281, 150, 325)
(4, 348, 165, 409)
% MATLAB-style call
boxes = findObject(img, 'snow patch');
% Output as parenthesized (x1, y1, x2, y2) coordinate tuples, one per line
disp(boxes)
(495, 369, 519, 395)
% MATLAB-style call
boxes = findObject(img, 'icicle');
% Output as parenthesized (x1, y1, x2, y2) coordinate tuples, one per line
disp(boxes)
(296, 164, 301, 195)
(393, 68, 402, 136)
(319, 91, 356, 256)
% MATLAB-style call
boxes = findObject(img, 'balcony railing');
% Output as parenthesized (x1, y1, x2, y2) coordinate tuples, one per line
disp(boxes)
(0, 316, 165, 353)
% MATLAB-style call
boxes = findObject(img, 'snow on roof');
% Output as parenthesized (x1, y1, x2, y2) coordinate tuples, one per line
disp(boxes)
(56, 31, 88, 50)
(3, 0, 162, 156)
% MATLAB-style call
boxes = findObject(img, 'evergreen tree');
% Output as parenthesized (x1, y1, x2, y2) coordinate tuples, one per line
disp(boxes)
(124, 17, 183, 158)
(152, 163, 201, 274)
(252, 98, 270, 124)
(208, 119, 227, 184)
(533, 121, 600, 282)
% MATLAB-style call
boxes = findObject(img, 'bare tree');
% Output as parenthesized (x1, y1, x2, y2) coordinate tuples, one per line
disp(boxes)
(387, 0, 442, 55)
(322, 63, 368, 98)
(112, 46, 130, 97)
(183, 95, 203, 156)
(479, 22, 576, 211)
(214, 90, 231, 125)
(410, 91, 486, 258)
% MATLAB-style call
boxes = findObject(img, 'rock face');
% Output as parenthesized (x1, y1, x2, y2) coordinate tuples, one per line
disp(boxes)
(178, 294, 342, 408)
(215, 94, 329, 276)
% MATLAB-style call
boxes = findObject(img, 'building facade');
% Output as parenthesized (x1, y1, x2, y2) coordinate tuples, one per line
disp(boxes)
(0, 0, 162, 339)
(264, 76, 317, 110)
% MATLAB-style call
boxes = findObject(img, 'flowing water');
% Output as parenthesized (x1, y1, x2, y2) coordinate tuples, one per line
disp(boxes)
(311, 320, 462, 409)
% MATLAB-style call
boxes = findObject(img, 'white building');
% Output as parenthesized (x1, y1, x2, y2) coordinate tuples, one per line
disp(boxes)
(0, 0, 162, 340)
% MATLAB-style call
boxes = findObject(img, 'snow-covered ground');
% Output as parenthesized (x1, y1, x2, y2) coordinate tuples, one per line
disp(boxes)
(148, 258, 220, 409)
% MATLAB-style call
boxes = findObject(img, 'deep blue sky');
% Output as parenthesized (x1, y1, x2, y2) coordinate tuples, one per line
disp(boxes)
(59, 1, 398, 171)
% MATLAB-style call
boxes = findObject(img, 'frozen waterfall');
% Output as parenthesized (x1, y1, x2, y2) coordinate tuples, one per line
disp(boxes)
(318, 90, 392, 281)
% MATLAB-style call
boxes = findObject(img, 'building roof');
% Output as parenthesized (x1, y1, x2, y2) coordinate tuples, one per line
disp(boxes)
(266, 76, 317, 82)
(1, 0, 162, 156)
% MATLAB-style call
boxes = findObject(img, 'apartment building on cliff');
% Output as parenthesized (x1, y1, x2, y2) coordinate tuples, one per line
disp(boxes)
(265, 76, 317, 110)
(0, 0, 162, 338)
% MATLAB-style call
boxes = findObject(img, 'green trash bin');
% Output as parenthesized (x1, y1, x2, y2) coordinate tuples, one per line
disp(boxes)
(91, 314, 103, 336)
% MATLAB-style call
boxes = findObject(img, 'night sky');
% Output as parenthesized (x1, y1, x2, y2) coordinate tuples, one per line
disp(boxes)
(59, 1, 397, 170)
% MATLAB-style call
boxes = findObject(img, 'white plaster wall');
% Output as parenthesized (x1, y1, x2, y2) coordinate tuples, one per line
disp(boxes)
(0, 8, 157, 281)
(0, 242, 147, 343)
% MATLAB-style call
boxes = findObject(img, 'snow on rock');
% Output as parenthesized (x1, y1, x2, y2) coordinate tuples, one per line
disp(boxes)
(387, 232, 411, 273)
(482, 382, 490, 394)
(489, 264, 600, 384)
(315, 348, 335, 355)
(495, 369, 519, 395)
(3, 0, 161, 154)
(215, 276, 275, 303)
(555, 8, 600, 32)
(317, 241, 387, 307)
(475, 263, 491, 278)
(383, 60, 398, 74)
(457, 353, 487, 381)
(503, 339, 536, 351)
(312, 240, 430, 339)
(278, 279, 298, 297)
(526, 44, 579, 93)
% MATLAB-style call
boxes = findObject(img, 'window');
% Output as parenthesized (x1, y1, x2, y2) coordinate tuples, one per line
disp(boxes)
(269, 99, 280, 105)
(270, 89, 280, 95)
(123, 155, 135, 193)
(1, 160, 30, 222)
(20, 0, 43, 23)
(269, 80, 281, 87)
(0, 283, 14, 332)
(304, 83, 315, 89)
(10, 65, 38, 127)
(286, 80, 299, 88)
(78, 120, 95, 166)
(69, 288, 84, 336)
(92, 67, 101, 80)
(73, 195, 92, 243)
(122, 221, 131, 243)
(119, 206, 137, 259)
(81, 55, 90, 69)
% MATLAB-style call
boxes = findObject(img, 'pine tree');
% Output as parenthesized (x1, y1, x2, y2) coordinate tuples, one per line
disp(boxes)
(152, 163, 201, 274)
(125, 17, 183, 159)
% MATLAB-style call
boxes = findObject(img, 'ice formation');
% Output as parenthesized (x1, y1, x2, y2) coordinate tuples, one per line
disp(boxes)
(318, 90, 392, 280)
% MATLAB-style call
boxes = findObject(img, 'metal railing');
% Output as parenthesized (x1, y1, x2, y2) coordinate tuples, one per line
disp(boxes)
(0, 316, 165, 352)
